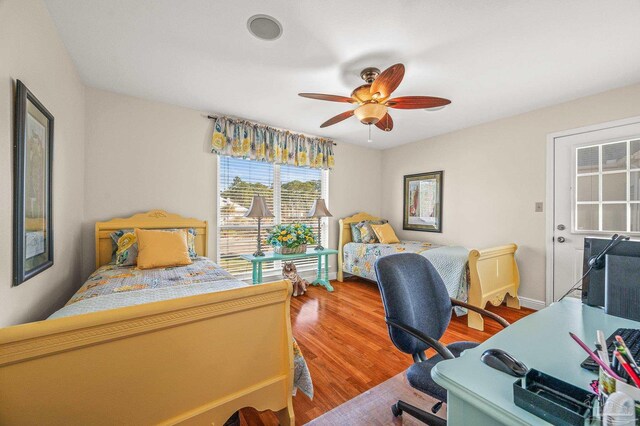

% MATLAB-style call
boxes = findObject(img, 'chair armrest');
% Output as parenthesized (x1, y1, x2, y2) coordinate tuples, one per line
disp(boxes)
(451, 299, 510, 328)
(386, 318, 455, 360)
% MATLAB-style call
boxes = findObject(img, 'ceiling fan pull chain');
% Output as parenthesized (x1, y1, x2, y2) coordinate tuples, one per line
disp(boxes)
(367, 124, 372, 143)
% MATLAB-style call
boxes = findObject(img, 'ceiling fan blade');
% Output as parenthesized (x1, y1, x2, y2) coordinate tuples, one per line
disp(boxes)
(299, 93, 354, 103)
(375, 113, 394, 132)
(320, 110, 354, 128)
(386, 96, 451, 109)
(370, 63, 405, 99)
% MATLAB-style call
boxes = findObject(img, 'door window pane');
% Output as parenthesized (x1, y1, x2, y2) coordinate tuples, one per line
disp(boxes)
(602, 204, 627, 231)
(577, 146, 599, 174)
(631, 140, 640, 169)
(577, 175, 599, 202)
(577, 204, 599, 231)
(631, 171, 640, 201)
(631, 204, 640, 232)
(602, 142, 627, 171)
(602, 172, 626, 202)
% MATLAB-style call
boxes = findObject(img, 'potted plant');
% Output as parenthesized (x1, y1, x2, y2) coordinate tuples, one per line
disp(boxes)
(267, 223, 316, 255)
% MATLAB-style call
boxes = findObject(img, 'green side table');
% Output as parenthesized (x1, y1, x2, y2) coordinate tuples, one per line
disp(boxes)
(240, 248, 338, 291)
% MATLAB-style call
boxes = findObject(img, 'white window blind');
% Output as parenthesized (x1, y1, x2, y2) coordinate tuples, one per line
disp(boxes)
(575, 138, 640, 233)
(218, 157, 328, 277)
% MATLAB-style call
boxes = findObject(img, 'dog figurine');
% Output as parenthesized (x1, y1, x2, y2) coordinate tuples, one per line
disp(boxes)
(282, 261, 309, 297)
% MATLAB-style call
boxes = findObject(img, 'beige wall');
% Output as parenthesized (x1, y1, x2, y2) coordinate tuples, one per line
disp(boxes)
(381, 83, 640, 304)
(0, 0, 85, 326)
(83, 87, 382, 279)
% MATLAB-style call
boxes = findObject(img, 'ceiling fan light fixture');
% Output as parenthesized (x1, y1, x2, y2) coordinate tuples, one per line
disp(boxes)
(354, 103, 387, 124)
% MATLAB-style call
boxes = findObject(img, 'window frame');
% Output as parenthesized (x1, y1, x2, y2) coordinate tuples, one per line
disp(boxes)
(572, 136, 640, 235)
(216, 156, 329, 279)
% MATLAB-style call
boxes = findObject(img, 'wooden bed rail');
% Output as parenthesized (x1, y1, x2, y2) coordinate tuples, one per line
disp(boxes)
(0, 280, 295, 425)
(467, 243, 520, 330)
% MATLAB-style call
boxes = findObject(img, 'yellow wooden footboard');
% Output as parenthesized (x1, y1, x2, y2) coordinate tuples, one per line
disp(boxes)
(467, 243, 520, 331)
(0, 280, 295, 425)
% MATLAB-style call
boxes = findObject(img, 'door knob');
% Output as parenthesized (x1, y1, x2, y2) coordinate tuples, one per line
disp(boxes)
(557, 236, 566, 243)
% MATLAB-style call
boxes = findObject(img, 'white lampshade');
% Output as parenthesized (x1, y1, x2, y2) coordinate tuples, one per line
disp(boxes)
(244, 195, 274, 218)
(307, 198, 332, 218)
(354, 103, 387, 124)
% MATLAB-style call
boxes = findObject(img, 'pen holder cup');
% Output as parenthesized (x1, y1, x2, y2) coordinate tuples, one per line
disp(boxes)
(599, 368, 640, 422)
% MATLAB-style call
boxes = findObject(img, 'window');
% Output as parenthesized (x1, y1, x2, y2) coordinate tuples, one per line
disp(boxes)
(218, 157, 328, 277)
(575, 138, 640, 233)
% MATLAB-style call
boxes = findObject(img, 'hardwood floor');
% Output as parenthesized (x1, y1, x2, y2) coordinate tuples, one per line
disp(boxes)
(240, 277, 533, 425)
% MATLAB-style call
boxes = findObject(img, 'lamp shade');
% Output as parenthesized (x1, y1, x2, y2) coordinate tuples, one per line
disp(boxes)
(307, 198, 332, 218)
(244, 195, 274, 218)
(354, 103, 387, 124)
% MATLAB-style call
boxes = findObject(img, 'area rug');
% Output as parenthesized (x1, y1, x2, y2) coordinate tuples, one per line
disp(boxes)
(306, 372, 446, 425)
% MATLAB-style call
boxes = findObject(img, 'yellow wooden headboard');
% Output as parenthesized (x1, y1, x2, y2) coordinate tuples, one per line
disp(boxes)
(95, 210, 208, 269)
(337, 212, 382, 282)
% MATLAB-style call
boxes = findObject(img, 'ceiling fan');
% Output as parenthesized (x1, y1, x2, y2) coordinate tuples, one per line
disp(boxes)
(298, 63, 451, 133)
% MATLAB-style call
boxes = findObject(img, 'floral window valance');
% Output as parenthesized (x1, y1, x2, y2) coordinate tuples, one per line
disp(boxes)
(210, 116, 335, 170)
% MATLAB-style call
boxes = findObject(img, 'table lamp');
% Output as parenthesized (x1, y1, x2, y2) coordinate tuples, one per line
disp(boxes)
(245, 195, 273, 257)
(307, 198, 332, 251)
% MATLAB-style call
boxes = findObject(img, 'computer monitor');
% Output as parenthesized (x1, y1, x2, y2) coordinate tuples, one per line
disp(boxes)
(582, 237, 640, 307)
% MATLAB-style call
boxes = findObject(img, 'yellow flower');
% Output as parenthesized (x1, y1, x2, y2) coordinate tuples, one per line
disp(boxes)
(241, 138, 251, 154)
(211, 132, 226, 151)
(327, 155, 335, 168)
(297, 151, 308, 165)
(281, 230, 286, 235)
(278, 236, 283, 241)
(231, 140, 242, 154)
(283, 148, 289, 160)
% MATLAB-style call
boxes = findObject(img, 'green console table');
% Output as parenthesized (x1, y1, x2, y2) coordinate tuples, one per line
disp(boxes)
(240, 248, 338, 291)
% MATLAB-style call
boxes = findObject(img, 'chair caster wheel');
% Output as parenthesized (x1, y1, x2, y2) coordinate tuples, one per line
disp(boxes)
(391, 402, 402, 417)
(431, 401, 443, 414)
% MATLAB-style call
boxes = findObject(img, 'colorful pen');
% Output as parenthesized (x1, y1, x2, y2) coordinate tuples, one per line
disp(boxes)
(616, 335, 639, 369)
(613, 350, 640, 387)
(614, 340, 640, 378)
(569, 332, 623, 380)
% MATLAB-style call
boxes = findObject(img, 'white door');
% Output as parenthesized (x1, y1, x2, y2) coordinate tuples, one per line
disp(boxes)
(552, 121, 640, 301)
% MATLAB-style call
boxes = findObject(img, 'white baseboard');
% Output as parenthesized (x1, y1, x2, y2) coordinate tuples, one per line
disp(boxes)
(519, 296, 546, 311)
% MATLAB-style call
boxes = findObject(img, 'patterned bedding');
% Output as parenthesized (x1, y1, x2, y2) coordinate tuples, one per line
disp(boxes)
(343, 241, 469, 304)
(48, 257, 313, 399)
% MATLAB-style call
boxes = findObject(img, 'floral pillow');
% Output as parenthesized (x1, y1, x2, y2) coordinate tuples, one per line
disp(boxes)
(350, 224, 363, 243)
(110, 228, 198, 266)
(354, 220, 388, 244)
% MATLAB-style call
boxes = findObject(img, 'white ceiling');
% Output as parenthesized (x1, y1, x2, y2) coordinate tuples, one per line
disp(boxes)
(44, 0, 640, 149)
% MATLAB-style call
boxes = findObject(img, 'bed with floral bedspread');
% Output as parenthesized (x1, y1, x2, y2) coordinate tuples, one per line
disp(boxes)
(342, 241, 469, 304)
(48, 257, 313, 399)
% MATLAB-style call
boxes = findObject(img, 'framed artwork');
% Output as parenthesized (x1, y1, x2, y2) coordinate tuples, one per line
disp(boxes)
(403, 171, 443, 233)
(13, 80, 54, 286)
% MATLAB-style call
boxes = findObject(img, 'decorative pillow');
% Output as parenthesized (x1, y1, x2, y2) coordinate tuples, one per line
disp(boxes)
(350, 224, 363, 243)
(135, 228, 192, 269)
(355, 220, 388, 244)
(371, 223, 400, 244)
(111, 228, 198, 266)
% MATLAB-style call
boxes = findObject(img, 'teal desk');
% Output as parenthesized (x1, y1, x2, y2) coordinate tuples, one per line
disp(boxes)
(432, 298, 640, 425)
(239, 248, 338, 291)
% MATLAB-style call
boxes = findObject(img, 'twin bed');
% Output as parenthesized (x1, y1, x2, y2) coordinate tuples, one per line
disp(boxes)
(0, 211, 303, 425)
(337, 212, 521, 330)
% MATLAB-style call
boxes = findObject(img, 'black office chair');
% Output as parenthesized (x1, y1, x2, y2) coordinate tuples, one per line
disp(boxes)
(374, 253, 510, 425)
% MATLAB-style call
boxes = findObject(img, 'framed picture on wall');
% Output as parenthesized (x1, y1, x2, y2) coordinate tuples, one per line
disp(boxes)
(13, 80, 54, 286)
(403, 171, 443, 233)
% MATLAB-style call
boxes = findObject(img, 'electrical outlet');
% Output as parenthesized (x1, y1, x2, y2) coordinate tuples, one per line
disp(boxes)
(535, 202, 543, 213)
